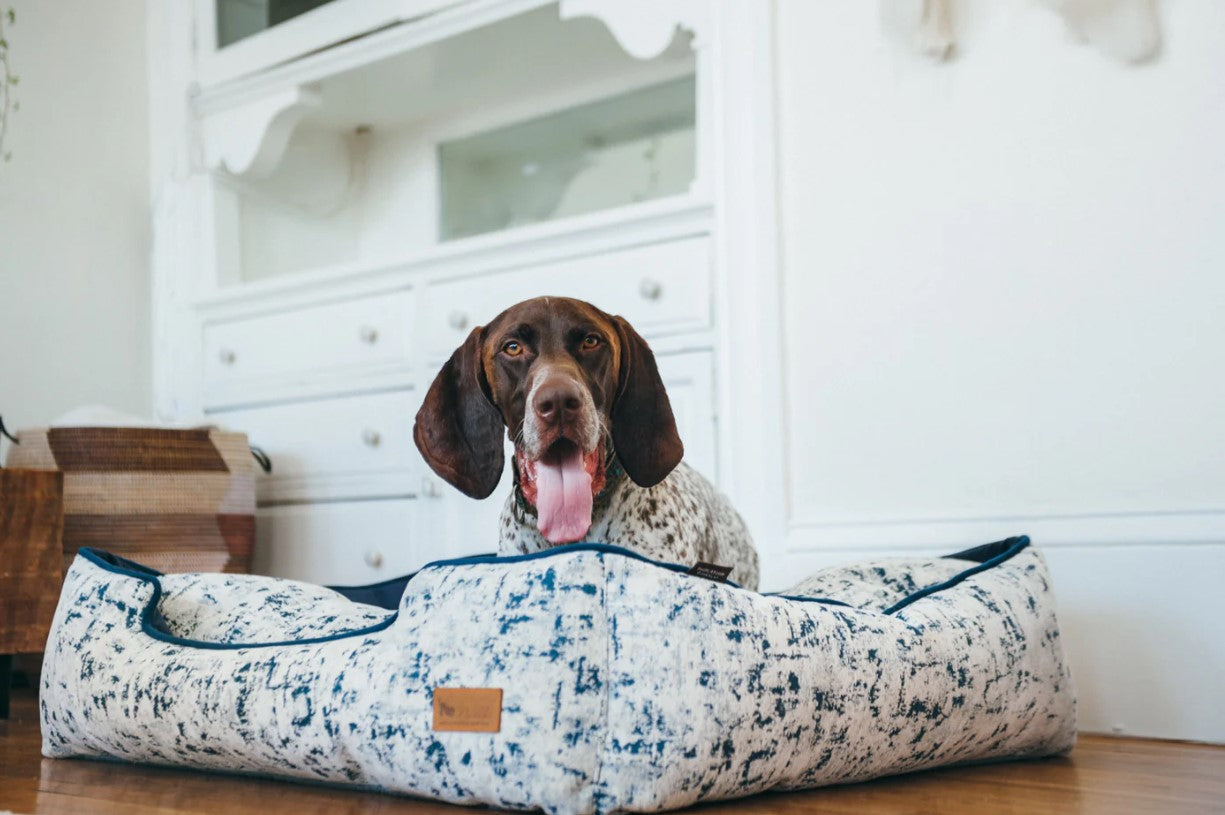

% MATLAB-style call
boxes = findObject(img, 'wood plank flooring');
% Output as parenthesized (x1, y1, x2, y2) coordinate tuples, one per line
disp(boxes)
(2, 689, 1222, 814)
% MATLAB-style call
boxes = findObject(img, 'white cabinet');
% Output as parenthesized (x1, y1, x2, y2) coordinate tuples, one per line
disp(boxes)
(420, 236, 711, 361)
(203, 289, 415, 408)
(196, 0, 461, 87)
(210, 389, 422, 503)
(254, 499, 433, 585)
(655, 350, 717, 483)
(193, 3, 698, 288)
(418, 464, 512, 560)
(154, 1, 780, 586)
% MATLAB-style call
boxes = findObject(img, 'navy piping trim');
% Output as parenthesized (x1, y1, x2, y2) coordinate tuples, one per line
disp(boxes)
(74, 534, 1031, 649)
(419, 542, 746, 587)
(427, 546, 868, 608)
(76, 542, 728, 650)
(764, 594, 855, 608)
(882, 536, 1031, 615)
(327, 570, 421, 592)
(78, 548, 399, 650)
(762, 537, 1029, 612)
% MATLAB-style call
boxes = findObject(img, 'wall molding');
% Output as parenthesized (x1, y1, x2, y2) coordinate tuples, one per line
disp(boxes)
(786, 508, 1225, 553)
(705, 1, 790, 591)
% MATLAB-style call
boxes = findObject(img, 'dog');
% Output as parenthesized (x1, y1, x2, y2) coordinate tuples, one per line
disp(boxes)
(414, 296, 759, 589)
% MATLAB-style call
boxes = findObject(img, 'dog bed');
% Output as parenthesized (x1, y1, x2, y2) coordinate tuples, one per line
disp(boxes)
(40, 536, 1075, 814)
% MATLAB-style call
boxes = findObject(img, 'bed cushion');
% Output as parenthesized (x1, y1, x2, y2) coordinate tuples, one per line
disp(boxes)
(40, 536, 1075, 814)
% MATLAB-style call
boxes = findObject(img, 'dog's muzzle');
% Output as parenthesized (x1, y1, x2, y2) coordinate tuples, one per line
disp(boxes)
(518, 368, 604, 544)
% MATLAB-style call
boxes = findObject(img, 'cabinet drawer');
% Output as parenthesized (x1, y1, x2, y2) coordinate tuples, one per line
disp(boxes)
(212, 390, 421, 504)
(203, 289, 414, 407)
(422, 236, 710, 361)
(254, 499, 431, 586)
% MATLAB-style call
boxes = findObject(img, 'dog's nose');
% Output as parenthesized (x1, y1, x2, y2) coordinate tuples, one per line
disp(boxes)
(533, 377, 583, 427)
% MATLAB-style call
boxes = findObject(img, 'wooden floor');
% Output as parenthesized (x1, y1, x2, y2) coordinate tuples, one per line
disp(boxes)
(2, 689, 1222, 815)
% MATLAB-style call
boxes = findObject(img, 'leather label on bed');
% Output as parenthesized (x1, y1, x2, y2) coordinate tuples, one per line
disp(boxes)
(688, 562, 734, 583)
(433, 688, 503, 732)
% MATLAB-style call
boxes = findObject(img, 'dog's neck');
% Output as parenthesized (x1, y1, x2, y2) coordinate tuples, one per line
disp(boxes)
(510, 449, 628, 524)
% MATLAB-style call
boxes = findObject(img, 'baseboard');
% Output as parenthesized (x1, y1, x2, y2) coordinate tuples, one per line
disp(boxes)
(783, 509, 1225, 553)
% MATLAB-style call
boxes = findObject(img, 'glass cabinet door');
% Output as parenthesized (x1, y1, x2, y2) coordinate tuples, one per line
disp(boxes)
(439, 75, 697, 242)
(197, 0, 461, 87)
(216, 0, 336, 48)
(198, 2, 700, 287)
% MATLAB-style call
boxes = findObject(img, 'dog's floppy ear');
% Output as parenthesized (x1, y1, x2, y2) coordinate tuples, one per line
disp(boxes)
(610, 316, 683, 487)
(414, 326, 505, 499)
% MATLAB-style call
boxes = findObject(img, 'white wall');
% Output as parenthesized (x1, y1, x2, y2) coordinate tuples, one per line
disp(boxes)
(0, 0, 151, 443)
(774, 0, 1225, 742)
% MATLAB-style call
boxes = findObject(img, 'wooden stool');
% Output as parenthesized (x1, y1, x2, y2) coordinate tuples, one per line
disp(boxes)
(6, 427, 255, 575)
(0, 469, 65, 718)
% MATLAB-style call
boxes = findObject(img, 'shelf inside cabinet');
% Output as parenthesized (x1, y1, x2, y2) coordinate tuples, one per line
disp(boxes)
(195, 1, 701, 289)
(438, 75, 696, 241)
(299, 5, 692, 131)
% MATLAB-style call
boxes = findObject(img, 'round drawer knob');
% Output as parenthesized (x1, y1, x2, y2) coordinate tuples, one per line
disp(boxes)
(361, 428, 382, 448)
(218, 348, 237, 365)
(364, 550, 384, 569)
(448, 311, 469, 331)
(358, 325, 379, 344)
(639, 278, 663, 301)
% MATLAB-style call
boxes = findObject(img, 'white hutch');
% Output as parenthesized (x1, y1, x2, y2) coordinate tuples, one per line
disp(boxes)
(148, 0, 785, 587)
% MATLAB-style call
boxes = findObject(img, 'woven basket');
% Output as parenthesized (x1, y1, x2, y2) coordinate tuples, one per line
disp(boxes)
(4, 427, 254, 574)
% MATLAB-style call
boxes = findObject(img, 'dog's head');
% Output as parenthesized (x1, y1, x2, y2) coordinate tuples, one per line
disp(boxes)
(414, 296, 683, 544)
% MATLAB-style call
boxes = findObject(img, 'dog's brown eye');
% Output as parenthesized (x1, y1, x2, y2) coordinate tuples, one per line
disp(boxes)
(502, 340, 524, 357)
(581, 334, 601, 350)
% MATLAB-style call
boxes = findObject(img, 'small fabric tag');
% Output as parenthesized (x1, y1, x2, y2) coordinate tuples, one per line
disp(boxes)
(433, 688, 503, 732)
(687, 562, 733, 583)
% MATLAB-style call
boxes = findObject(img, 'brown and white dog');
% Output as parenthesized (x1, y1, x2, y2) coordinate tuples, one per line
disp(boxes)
(413, 296, 759, 589)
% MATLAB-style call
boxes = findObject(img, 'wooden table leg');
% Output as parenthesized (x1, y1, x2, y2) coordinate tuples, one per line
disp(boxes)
(0, 653, 12, 719)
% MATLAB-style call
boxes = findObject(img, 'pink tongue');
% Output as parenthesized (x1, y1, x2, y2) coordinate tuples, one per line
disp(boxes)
(535, 446, 593, 544)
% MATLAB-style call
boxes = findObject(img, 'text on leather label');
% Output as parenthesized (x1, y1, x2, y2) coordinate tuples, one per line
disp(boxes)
(433, 687, 502, 732)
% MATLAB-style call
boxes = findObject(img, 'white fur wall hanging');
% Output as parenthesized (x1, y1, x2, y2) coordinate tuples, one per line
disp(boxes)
(1037, 0, 1161, 64)
(880, 0, 958, 62)
(880, 0, 1162, 65)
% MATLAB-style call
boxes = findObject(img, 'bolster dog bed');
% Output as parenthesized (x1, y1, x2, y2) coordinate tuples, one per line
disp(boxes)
(40, 536, 1075, 814)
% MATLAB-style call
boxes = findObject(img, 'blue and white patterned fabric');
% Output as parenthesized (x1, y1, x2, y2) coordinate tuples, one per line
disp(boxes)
(40, 536, 1075, 814)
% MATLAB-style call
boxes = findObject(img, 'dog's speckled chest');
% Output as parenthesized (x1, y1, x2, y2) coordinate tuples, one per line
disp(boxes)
(499, 462, 759, 589)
